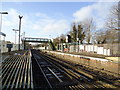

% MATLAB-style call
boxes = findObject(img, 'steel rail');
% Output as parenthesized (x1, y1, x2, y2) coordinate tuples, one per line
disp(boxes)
(44, 51, 115, 88)
(29, 50, 34, 89)
(52, 63, 90, 89)
(33, 54, 53, 88)
(31, 50, 112, 89)
(47, 52, 120, 83)
(47, 67, 63, 83)
(27, 55, 30, 88)
(39, 51, 105, 89)
(36, 51, 90, 89)
(42, 52, 94, 80)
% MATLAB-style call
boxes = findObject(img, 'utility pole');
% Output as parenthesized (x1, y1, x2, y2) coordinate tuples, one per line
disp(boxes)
(77, 27, 79, 52)
(0, 12, 8, 55)
(18, 15, 23, 51)
(13, 29, 19, 50)
(21, 32, 25, 50)
(0, 12, 8, 52)
(0, 11, 8, 89)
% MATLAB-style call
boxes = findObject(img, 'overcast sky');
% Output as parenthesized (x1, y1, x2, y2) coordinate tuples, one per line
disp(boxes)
(0, 1, 117, 43)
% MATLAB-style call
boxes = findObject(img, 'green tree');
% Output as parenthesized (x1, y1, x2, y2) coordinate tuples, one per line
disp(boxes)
(78, 24, 85, 44)
(70, 24, 77, 42)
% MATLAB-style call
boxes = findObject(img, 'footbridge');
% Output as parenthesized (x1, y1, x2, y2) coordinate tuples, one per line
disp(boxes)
(22, 37, 56, 50)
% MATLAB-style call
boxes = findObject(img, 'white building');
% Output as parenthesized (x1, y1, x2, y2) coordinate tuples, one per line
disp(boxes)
(0, 40, 23, 53)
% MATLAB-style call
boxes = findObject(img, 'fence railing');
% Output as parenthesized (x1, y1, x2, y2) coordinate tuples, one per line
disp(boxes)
(58, 43, 120, 56)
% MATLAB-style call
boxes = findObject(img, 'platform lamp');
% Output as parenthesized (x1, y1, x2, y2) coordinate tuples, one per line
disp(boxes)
(18, 15, 23, 51)
(0, 12, 8, 61)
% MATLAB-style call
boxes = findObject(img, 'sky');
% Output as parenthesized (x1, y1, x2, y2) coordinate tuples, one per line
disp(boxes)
(0, 1, 117, 44)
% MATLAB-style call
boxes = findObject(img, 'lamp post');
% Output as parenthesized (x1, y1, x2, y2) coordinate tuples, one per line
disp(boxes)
(0, 32, 6, 52)
(0, 12, 8, 32)
(22, 32, 25, 50)
(0, 12, 8, 54)
(77, 26, 79, 52)
(18, 15, 23, 51)
(22, 32, 25, 38)
(13, 29, 19, 50)
(0, 12, 8, 14)
(0, 12, 8, 89)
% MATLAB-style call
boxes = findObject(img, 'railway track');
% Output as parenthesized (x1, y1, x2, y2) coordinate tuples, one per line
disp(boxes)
(1, 49, 119, 89)
(32, 50, 78, 89)
(31, 49, 109, 89)
(41, 50, 120, 88)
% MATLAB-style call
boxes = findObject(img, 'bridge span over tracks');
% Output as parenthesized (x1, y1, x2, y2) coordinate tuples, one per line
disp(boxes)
(22, 37, 56, 50)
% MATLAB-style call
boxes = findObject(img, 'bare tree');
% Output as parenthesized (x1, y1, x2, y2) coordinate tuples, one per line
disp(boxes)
(53, 34, 66, 46)
(94, 29, 118, 44)
(59, 34, 66, 43)
(53, 37, 60, 46)
(105, 4, 120, 43)
(105, 4, 119, 30)
(82, 18, 96, 44)
(94, 31, 107, 44)
(106, 30, 118, 43)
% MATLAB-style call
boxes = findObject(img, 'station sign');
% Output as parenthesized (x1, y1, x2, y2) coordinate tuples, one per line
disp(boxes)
(7, 44, 13, 48)
(0, 32, 6, 37)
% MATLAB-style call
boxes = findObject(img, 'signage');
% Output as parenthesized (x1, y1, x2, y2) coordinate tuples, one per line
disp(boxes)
(7, 44, 13, 48)
(0, 32, 6, 37)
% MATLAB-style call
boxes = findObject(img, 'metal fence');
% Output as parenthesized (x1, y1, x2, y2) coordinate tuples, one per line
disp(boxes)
(58, 43, 120, 56)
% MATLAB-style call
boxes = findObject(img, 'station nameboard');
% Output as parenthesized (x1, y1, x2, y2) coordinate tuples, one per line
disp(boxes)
(7, 44, 13, 48)
(0, 32, 6, 37)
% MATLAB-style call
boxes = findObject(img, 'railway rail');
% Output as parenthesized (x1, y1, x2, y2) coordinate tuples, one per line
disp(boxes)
(1, 49, 120, 89)
(31, 49, 113, 89)
(32, 50, 78, 89)
(41, 50, 120, 88)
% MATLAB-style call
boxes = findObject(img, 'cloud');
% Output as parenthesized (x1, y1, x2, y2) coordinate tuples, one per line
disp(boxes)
(41, 20, 69, 36)
(32, 14, 69, 38)
(73, 2, 116, 29)
(2, 8, 69, 43)
(73, 5, 94, 21)
(2, 9, 20, 43)
(3, 9, 19, 27)
(2, 0, 119, 2)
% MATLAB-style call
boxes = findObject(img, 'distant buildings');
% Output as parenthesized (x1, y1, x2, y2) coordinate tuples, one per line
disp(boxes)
(0, 40, 23, 53)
